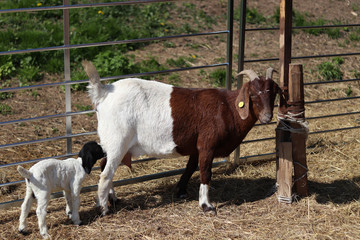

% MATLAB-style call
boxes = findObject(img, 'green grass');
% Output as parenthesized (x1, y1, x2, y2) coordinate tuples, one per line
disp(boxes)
(209, 68, 228, 87)
(0, 1, 217, 89)
(317, 57, 344, 81)
(0, 103, 12, 116)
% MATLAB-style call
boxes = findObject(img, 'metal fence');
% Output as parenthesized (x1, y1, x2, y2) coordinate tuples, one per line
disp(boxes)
(0, 0, 235, 209)
(1, 0, 359, 209)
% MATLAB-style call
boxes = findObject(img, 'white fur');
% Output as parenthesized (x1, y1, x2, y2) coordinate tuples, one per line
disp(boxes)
(93, 78, 177, 214)
(18, 158, 87, 239)
(199, 184, 213, 209)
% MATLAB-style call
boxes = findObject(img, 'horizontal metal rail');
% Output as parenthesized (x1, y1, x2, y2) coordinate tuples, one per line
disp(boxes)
(0, 63, 227, 93)
(0, 110, 95, 126)
(304, 78, 360, 86)
(0, 159, 227, 209)
(306, 96, 360, 105)
(245, 52, 360, 63)
(0, 31, 227, 56)
(0, 131, 96, 150)
(246, 23, 360, 32)
(0, 0, 177, 14)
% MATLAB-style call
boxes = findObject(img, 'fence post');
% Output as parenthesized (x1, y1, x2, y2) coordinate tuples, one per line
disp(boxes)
(64, 0, 72, 154)
(225, 0, 234, 91)
(276, 0, 293, 203)
(288, 64, 308, 197)
(234, 0, 247, 165)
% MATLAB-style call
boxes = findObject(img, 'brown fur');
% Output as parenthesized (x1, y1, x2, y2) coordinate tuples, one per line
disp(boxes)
(171, 76, 280, 195)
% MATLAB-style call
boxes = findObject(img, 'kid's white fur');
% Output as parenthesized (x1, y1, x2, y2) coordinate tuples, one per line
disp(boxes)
(17, 141, 104, 239)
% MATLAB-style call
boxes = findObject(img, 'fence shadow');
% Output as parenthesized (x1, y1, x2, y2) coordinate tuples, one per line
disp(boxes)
(78, 175, 360, 225)
(309, 177, 360, 204)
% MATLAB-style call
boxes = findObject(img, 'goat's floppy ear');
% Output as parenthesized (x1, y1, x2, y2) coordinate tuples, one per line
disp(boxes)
(236, 82, 250, 120)
(82, 153, 94, 174)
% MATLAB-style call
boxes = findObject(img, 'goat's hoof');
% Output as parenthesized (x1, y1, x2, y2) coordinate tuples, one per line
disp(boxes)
(201, 204, 217, 216)
(73, 220, 82, 226)
(176, 189, 188, 199)
(19, 229, 28, 235)
(100, 207, 109, 217)
(66, 211, 72, 218)
(41, 233, 50, 239)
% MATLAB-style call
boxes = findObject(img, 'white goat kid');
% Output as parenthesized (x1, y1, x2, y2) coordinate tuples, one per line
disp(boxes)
(17, 141, 104, 239)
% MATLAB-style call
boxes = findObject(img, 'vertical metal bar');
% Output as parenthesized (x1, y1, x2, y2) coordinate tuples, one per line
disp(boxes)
(225, 0, 234, 90)
(64, 0, 72, 154)
(234, 0, 247, 164)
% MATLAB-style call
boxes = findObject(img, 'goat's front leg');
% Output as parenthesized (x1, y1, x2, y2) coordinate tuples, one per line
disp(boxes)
(70, 188, 82, 225)
(63, 190, 73, 219)
(98, 153, 121, 216)
(198, 150, 216, 215)
(177, 154, 199, 198)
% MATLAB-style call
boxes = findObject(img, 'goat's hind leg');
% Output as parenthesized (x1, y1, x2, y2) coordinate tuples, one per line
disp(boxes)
(36, 192, 50, 239)
(18, 184, 35, 234)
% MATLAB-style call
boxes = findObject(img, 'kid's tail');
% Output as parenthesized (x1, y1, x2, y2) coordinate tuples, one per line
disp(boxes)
(17, 166, 32, 179)
(82, 60, 106, 105)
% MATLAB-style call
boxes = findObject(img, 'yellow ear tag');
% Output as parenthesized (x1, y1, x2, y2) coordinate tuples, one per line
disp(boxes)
(238, 101, 245, 108)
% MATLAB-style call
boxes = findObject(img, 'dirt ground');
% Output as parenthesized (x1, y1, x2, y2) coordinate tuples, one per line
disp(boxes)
(0, 0, 360, 239)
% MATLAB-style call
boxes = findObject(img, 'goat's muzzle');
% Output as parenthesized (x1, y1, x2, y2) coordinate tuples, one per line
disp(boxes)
(259, 112, 273, 124)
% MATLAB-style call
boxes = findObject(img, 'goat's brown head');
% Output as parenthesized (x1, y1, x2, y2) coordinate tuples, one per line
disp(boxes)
(235, 68, 282, 124)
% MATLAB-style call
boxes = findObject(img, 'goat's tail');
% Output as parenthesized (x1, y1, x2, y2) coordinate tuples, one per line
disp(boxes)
(17, 166, 32, 179)
(82, 60, 106, 105)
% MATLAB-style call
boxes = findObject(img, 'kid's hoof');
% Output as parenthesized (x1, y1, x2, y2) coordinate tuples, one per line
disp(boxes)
(19, 229, 28, 235)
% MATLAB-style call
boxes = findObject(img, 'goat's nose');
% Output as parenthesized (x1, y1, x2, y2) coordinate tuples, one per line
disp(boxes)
(260, 113, 272, 123)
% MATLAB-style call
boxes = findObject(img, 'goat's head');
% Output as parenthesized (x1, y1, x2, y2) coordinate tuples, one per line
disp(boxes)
(79, 141, 105, 174)
(235, 68, 282, 124)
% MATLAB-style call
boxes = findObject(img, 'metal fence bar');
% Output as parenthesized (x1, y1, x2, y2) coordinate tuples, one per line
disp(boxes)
(225, 0, 234, 90)
(0, 110, 95, 126)
(245, 52, 360, 63)
(0, 0, 178, 14)
(0, 63, 227, 93)
(63, 0, 72, 154)
(246, 23, 360, 32)
(306, 96, 360, 105)
(0, 131, 97, 150)
(304, 78, 360, 86)
(0, 159, 227, 209)
(0, 31, 228, 56)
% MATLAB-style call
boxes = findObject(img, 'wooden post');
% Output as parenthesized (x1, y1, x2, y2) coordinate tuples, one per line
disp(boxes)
(276, 0, 293, 203)
(288, 64, 308, 197)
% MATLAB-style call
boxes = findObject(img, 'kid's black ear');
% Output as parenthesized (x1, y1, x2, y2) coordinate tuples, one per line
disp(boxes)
(82, 153, 95, 174)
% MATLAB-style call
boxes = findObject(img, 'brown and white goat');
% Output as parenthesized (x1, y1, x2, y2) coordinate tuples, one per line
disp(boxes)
(82, 61, 281, 215)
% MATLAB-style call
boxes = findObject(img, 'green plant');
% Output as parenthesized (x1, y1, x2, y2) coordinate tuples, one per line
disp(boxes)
(0, 103, 12, 116)
(345, 85, 353, 97)
(0, 60, 15, 79)
(235, 7, 266, 25)
(209, 68, 228, 87)
(168, 73, 180, 86)
(317, 58, 344, 81)
(0, 81, 13, 100)
(75, 104, 94, 116)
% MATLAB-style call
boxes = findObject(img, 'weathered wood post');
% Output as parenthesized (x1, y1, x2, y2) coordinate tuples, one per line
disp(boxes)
(276, 0, 309, 203)
(276, 0, 293, 202)
(288, 64, 309, 197)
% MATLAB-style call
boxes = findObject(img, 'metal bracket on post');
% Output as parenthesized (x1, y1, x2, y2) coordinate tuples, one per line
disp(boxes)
(64, 0, 72, 154)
